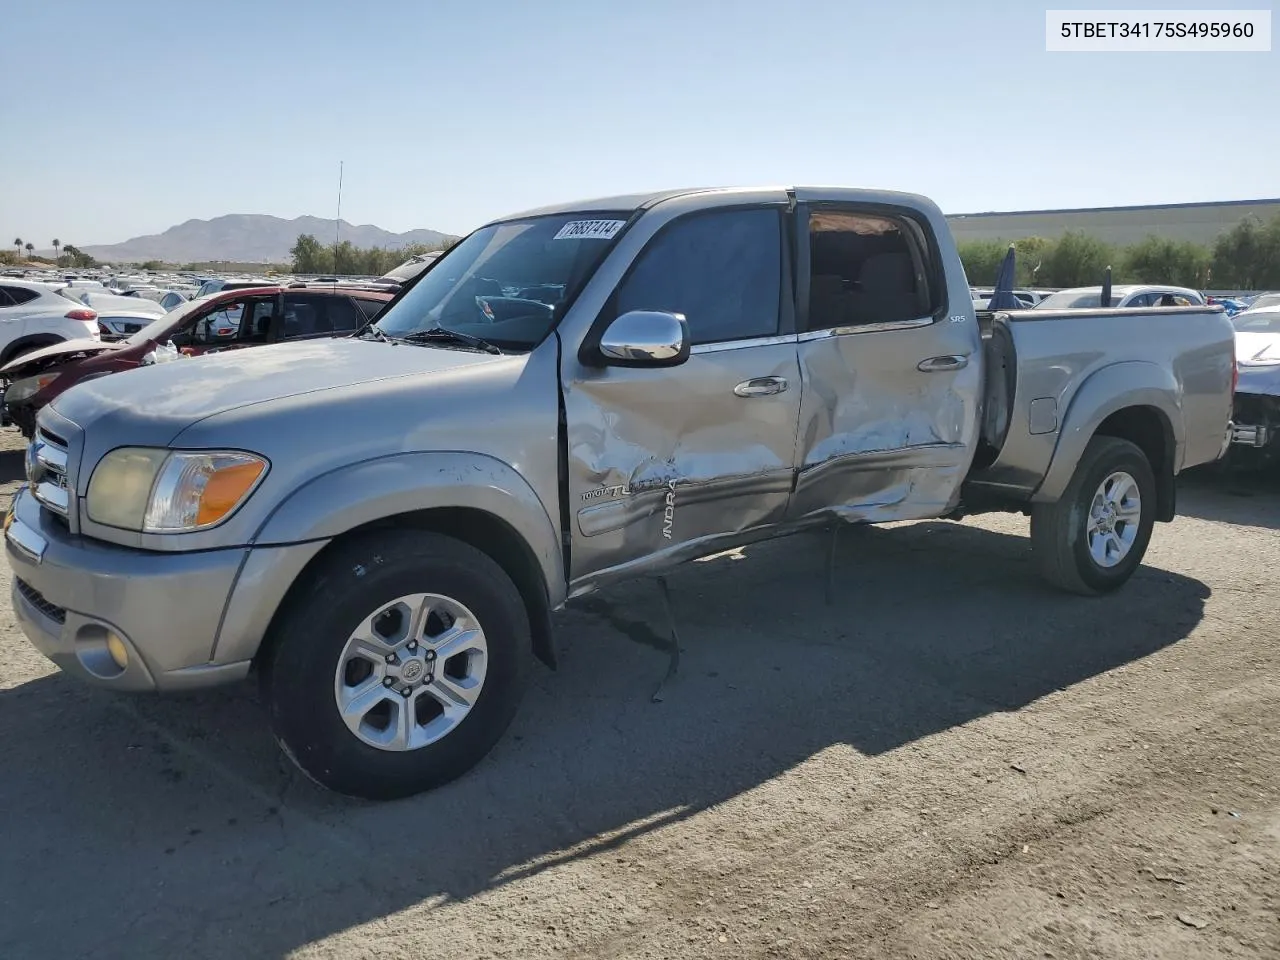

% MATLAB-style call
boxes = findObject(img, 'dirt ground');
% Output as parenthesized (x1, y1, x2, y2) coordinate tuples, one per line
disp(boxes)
(0, 426, 1276, 960)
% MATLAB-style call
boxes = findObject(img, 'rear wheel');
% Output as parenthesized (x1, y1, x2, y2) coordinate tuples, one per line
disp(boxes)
(261, 530, 531, 800)
(1031, 436, 1156, 595)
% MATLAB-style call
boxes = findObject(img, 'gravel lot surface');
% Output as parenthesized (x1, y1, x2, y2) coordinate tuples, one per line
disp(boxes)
(0, 426, 1275, 960)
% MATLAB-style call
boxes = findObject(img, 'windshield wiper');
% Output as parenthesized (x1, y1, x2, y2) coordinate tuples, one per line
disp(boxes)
(399, 327, 503, 355)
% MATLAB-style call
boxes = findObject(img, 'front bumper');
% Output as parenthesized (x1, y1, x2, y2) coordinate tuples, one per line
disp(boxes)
(5, 485, 253, 691)
(1231, 423, 1270, 448)
(1229, 391, 1279, 451)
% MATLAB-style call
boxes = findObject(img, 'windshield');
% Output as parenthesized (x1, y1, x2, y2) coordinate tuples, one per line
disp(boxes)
(125, 297, 206, 345)
(1249, 293, 1280, 311)
(373, 212, 630, 350)
(1232, 309, 1280, 334)
(1035, 290, 1121, 309)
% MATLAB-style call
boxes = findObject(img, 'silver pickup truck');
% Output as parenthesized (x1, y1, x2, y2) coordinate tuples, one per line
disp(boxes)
(5, 187, 1236, 799)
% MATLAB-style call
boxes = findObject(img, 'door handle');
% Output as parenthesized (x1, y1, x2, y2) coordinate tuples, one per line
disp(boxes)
(916, 354, 969, 372)
(734, 376, 789, 398)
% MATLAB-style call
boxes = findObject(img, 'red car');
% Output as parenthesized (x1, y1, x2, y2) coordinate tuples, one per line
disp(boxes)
(1, 284, 392, 437)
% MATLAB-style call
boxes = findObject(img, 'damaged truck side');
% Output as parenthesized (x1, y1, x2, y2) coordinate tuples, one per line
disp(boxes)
(6, 187, 1236, 799)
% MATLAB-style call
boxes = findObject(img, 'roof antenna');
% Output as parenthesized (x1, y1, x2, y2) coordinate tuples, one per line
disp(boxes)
(333, 160, 344, 279)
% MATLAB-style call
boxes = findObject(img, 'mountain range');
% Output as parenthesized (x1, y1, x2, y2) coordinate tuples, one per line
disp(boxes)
(79, 215, 451, 264)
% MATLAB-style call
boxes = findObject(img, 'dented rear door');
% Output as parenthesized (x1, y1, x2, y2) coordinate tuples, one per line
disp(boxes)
(787, 199, 982, 523)
(560, 202, 801, 587)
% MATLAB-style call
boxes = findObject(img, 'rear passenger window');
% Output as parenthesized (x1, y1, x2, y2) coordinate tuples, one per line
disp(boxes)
(805, 210, 935, 330)
(282, 298, 327, 337)
(0, 285, 40, 306)
(615, 208, 781, 345)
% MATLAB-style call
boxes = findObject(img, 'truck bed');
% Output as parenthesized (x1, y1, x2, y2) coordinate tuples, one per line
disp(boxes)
(967, 305, 1235, 503)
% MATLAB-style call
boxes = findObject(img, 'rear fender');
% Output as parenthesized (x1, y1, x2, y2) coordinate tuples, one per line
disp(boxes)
(253, 451, 566, 608)
(1032, 361, 1183, 503)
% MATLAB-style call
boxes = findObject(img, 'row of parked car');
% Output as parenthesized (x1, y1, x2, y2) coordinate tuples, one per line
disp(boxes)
(0, 278, 395, 435)
(0, 250, 447, 433)
(972, 284, 1277, 314)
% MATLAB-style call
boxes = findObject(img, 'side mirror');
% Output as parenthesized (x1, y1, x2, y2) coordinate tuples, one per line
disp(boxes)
(597, 310, 690, 367)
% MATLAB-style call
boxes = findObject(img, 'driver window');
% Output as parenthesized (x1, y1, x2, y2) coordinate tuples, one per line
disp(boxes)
(614, 208, 782, 345)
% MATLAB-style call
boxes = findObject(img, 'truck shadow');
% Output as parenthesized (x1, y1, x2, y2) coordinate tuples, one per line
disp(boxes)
(1175, 462, 1280, 531)
(0, 520, 1209, 958)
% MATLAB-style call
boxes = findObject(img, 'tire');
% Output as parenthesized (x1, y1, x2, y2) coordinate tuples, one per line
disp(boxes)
(1, 339, 61, 367)
(261, 530, 532, 800)
(1031, 436, 1157, 596)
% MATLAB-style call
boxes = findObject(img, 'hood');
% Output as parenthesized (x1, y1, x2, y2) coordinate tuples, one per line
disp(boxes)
(2, 338, 116, 375)
(51, 337, 507, 447)
(1235, 331, 1280, 366)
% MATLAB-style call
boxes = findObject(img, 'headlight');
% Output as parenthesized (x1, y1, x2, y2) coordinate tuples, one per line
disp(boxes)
(87, 448, 268, 533)
(4, 372, 61, 405)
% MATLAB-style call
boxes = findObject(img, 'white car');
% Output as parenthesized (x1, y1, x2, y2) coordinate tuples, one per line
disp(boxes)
(1229, 306, 1280, 458)
(119, 287, 189, 311)
(972, 287, 1041, 307)
(0, 279, 101, 367)
(70, 290, 167, 318)
(1035, 284, 1206, 310)
(95, 307, 172, 341)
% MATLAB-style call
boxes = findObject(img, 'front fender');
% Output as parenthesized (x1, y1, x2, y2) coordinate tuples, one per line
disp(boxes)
(253, 451, 566, 607)
(1032, 361, 1184, 503)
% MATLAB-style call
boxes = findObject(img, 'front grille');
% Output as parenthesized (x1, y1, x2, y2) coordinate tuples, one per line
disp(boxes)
(39, 427, 67, 448)
(30, 429, 70, 522)
(15, 579, 66, 624)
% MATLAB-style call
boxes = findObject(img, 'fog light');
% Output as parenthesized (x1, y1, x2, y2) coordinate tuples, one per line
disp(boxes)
(106, 632, 129, 670)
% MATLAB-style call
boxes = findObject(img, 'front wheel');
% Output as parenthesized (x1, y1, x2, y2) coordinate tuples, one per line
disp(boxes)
(1031, 436, 1157, 595)
(261, 530, 531, 800)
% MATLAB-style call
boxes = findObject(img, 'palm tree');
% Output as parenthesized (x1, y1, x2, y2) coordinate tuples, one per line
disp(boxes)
(12, 238, 21, 259)
(52, 239, 61, 263)
(24, 242, 34, 261)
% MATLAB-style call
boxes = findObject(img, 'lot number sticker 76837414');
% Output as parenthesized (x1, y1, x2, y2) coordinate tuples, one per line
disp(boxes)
(553, 220, 626, 241)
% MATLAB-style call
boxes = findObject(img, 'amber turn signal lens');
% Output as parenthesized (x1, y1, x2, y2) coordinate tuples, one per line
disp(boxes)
(196, 461, 266, 527)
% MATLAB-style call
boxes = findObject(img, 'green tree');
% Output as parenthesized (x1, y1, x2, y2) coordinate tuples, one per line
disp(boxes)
(1039, 231, 1114, 288)
(52, 239, 61, 263)
(61, 245, 97, 268)
(24, 242, 34, 260)
(290, 234, 327, 273)
(1011, 236, 1053, 286)
(13, 237, 22, 260)
(331, 240, 360, 275)
(1122, 235, 1210, 287)
(956, 239, 1008, 287)
(290, 233, 455, 276)
(1210, 215, 1280, 290)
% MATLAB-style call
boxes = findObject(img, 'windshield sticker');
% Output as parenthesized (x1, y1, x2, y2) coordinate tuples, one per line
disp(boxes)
(553, 219, 626, 241)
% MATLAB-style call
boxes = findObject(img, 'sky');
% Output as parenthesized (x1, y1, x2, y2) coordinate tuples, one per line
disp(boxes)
(1, 0, 1277, 247)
